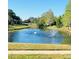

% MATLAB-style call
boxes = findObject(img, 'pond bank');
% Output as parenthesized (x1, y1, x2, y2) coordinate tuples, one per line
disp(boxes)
(8, 25, 30, 32)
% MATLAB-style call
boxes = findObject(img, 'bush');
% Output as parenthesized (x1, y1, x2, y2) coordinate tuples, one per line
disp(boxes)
(29, 23, 38, 29)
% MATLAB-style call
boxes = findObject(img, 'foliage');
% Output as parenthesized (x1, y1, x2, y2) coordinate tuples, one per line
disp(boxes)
(37, 17, 47, 29)
(41, 9, 56, 25)
(61, 0, 71, 27)
(58, 27, 71, 44)
(56, 16, 63, 28)
(8, 9, 22, 25)
(36, 10, 56, 29)
(23, 17, 38, 23)
(29, 23, 38, 29)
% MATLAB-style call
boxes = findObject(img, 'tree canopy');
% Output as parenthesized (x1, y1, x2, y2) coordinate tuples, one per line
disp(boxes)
(41, 10, 56, 25)
(8, 9, 22, 25)
(61, 0, 71, 27)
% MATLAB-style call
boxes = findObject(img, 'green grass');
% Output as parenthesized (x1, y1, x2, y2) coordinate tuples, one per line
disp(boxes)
(8, 54, 71, 59)
(8, 25, 29, 32)
(8, 43, 70, 50)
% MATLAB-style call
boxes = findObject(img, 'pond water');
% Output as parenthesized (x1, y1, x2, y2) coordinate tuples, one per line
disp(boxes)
(9, 29, 64, 44)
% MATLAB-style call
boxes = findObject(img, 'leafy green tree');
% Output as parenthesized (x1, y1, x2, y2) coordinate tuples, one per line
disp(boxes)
(35, 10, 56, 29)
(62, 0, 71, 27)
(56, 16, 63, 28)
(8, 9, 16, 18)
(41, 9, 55, 26)
(8, 15, 14, 25)
(24, 17, 38, 23)
(8, 9, 22, 25)
(32, 18, 38, 23)
(8, 9, 15, 25)
(29, 17, 38, 23)
(37, 17, 47, 29)
(23, 19, 31, 23)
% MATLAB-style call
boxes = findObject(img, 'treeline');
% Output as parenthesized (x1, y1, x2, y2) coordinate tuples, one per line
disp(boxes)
(8, 0, 71, 29)
(8, 9, 22, 25)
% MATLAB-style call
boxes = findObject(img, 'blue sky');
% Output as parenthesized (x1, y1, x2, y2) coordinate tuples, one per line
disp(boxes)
(8, 0, 68, 20)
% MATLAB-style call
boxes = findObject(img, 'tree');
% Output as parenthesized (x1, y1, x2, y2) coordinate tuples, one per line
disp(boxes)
(31, 18, 38, 23)
(8, 9, 16, 18)
(37, 17, 47, 29)
(8, 9, 22, 25)
(61, 0, 71, 27)
(34, 10, 56, 29)
(56, 16, 63, 28)
(23, 19, 31, 23)
(8, 15, 13, 25)
(24, 17, 38, 23)
(8, 9, 15, 25)
(41, 9, 55, 26)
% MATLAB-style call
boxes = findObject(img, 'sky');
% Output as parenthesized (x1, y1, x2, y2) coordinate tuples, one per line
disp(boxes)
(8, 0, 68, 20)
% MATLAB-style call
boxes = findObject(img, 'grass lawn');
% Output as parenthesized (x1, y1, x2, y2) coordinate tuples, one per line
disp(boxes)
(8, 25, 29, 32)
(8, 54, 71, 59)
(8, 43, 70, 50)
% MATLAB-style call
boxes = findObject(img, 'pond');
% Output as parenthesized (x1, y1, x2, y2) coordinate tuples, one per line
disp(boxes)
(9, 29, 64, 44)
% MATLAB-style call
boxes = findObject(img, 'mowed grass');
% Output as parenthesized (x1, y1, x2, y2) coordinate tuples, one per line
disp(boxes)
(8, 25, 29, 32)
(8, 54, 71, 59)
(8, 43, 70, 50)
